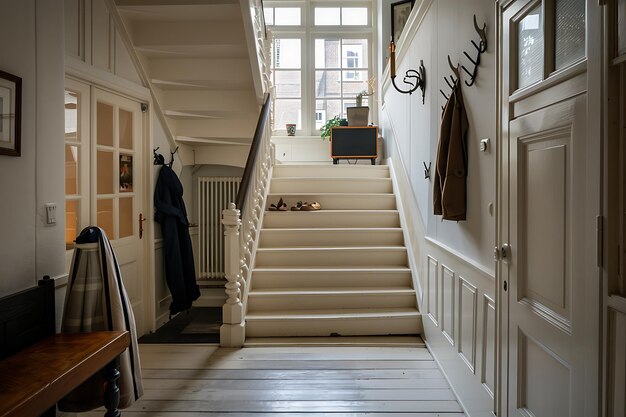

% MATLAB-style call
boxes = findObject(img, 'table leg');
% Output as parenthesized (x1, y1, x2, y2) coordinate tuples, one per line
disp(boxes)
(104, 356, 121, 417)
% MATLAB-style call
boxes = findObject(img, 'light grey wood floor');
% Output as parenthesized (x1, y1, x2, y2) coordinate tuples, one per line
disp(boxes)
(78, 341, 465, 416)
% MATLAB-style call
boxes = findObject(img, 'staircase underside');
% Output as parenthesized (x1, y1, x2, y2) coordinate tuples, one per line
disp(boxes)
(115, 0, 259, 150)
(245, 164, 422, 344)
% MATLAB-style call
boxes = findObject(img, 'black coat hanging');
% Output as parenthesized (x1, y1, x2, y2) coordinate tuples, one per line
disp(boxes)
(154, 164, 200, 315)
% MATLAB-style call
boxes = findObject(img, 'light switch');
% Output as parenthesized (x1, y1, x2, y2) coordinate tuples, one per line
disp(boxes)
(45, 203, 56, 225)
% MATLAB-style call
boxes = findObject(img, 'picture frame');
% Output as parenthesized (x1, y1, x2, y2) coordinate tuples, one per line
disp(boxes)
(391, 0, 415, 43)
(0, 70, 22, 157)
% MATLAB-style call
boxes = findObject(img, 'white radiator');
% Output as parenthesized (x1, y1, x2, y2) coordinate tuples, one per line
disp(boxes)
(198, 177, 241, 280)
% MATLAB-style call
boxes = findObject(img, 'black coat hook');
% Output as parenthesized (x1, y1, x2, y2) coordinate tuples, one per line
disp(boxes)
(473, 14, 488, 52)
(447, 55, 461, 81)
(153, 147, 165, 165)
(462, 15, 488, 87)
(168, 146, 179, 168)
(423, 162, 431, 179)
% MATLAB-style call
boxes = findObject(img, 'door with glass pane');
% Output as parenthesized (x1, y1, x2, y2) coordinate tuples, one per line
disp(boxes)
(64, 79, 90, 257)
(92, 88, 145, 334)
(500, 0, 598, 416)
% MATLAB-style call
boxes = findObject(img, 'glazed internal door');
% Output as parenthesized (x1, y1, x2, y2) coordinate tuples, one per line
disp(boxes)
(92, 88, 145, 334)
(500, 0, 600, 416)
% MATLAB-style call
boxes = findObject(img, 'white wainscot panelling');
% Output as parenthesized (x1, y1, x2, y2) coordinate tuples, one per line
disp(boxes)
(427, 256, 439, 326)
(65, 0, 84, 59)
(458, 277, 477, 373)
(481, 295, 496, 397)
(91, 0, 113, 71)
(441, 265, 455, 345)
(518, 331, 571, 417)
(608, 307, 626, 417)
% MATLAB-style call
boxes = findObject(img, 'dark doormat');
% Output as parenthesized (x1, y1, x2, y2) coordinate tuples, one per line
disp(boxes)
(139, 307, 221, 344)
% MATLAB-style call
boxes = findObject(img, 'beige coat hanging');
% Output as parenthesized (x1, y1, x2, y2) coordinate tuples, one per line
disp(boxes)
(433, 82, 469, 221)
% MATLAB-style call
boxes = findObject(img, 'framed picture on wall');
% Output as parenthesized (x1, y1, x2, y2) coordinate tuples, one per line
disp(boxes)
(391, 0, 415, 43)
(0, 70, 21, 157)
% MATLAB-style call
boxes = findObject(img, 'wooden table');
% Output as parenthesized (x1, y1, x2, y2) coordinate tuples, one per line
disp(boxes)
(0, 331, 130, 417)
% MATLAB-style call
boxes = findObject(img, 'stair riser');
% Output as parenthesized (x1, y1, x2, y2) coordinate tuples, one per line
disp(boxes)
(259, 230, 404, 248)
(246, 316, 421, 337)
(273, 166, 390, 179)
(251, 270, 413, 289)
(263, 213, 401, 229)
(248, 293, 417, 311)
(270, 179, 392, 194)
(265, 194, 397, 211)
(255, 250, 408, 267)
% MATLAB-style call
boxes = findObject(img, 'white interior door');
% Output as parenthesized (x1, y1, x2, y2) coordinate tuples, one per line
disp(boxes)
(500, 0, 599, 416)
(508, 95, 588, 417)
(92, 88, 145, 335)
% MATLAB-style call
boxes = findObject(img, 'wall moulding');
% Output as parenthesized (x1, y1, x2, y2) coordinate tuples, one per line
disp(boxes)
(425, 236, 495, 281)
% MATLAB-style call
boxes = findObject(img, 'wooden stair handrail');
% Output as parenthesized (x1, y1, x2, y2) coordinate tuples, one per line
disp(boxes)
(236, 93, 271, 212)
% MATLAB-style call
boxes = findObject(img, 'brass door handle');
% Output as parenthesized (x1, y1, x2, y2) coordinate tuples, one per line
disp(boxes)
(139, 213, 146, 239)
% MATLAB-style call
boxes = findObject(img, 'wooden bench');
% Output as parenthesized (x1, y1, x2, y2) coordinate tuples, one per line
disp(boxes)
(0, 279, 129, 417)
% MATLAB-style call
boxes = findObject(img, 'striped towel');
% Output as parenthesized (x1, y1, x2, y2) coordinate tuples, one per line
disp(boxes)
(59, 227, 143, 411)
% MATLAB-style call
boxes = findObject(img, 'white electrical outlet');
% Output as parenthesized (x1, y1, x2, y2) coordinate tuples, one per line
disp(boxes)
(45, 203, 57, 225)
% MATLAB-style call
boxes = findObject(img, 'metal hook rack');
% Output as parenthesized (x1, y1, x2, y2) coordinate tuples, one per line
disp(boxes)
(461, 15, 488, 87)
(439, 15, 488, 110)
(440, 56, 461, 111)
(389, 40, 427, 104)
(153, 146, 179, 168)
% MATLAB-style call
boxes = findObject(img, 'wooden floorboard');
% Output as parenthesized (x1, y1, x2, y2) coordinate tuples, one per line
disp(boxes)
(74, 344, 465, 416)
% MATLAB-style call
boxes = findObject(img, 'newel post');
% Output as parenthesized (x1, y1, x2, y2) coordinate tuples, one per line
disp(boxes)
(220, 202, 245, 347)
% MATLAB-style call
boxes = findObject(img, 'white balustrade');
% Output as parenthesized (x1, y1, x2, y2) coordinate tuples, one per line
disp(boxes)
(220, 91, 273, 346)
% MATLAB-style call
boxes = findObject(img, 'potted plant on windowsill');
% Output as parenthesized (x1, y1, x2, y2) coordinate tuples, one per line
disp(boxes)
(347, 77, 376, 126)
(320, 116, 348, 140)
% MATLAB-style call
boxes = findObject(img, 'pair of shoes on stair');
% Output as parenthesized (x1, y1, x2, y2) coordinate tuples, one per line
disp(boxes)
(291, 201, 321, 211)
(268, 198, 288, 211)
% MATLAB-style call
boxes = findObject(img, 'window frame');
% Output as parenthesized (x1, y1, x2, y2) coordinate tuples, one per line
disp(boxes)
(266, 0, 376, 136)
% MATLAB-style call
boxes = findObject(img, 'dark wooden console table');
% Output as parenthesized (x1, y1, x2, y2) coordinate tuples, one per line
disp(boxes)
(0, 331, 130, 417)
(330, 126, 378, 165)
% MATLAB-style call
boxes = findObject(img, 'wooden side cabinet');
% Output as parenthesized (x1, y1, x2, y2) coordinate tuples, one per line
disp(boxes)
(330, 126, 378, 165)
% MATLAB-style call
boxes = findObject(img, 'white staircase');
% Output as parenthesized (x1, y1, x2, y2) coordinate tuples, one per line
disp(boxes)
(245, 164, 422, 341)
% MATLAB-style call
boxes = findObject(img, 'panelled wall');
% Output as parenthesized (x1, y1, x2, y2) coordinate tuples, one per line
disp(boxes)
(0, 1, 65, 303)
(65, 0, 142, 85)
(380, 0, 497, 416)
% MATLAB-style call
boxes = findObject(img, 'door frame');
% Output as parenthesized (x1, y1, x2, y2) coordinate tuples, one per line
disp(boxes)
(495, 0, 603, 415)
(64, 71, 156, 336)
(602, 0, 626, 416)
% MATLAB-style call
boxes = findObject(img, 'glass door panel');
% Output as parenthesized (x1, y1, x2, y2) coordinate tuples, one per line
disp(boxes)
(517, 4, 544, 89)
(64, 81, 90, 249)
(554, 0, 585, 70)
(97, 198, 114, 238)
(97, 150, 114, 195)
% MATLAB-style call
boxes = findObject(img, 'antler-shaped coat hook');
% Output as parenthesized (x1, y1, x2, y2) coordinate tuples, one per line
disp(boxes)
(389, 41, 427, 104)
(461, 15, 488, 87)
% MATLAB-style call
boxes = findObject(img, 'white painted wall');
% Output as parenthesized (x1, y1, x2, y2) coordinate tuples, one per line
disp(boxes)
(382, 0, 496, 272)
(380, 1, 497, 416)
(0, 0, 65, 297)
